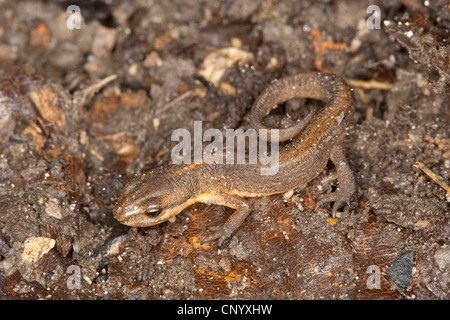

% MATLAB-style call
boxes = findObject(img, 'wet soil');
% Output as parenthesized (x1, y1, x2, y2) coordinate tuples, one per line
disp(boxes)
(0, 0, 449, 299)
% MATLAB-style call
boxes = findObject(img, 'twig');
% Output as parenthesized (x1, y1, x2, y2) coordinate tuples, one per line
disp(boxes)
(344, 78, 394, 90)
(415, 160, 450, 201)
(79, 74, 118, 107)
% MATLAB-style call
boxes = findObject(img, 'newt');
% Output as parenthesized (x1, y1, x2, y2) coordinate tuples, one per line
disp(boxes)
(114, 72, 356, 247)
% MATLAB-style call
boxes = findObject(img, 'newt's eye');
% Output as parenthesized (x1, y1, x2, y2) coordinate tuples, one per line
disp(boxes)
(144, 207, 163, 218)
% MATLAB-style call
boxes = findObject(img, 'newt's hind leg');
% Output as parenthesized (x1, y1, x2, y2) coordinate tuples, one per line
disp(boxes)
(314, 144, 355, 217)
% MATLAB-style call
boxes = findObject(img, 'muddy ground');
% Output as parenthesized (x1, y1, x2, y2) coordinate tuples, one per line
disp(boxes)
(0, 0, 449, 300)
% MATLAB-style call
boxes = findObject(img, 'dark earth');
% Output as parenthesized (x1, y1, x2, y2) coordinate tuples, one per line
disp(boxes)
(0, 0, 449, 299)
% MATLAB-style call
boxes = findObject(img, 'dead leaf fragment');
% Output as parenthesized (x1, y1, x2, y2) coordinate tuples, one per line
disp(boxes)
(23, 121, 48, 159)
(29, 88, 66, 132)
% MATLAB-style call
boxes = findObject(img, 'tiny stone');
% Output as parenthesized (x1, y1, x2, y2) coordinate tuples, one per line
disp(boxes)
(45, 198, 63, 219)
(21, 237, 56, 264)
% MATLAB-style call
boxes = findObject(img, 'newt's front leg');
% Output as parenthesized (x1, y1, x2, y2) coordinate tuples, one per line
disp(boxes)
(199, 193, 251, 247)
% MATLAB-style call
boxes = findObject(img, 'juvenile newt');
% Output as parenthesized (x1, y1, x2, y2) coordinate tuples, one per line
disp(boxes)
(114, 72, 356, 247)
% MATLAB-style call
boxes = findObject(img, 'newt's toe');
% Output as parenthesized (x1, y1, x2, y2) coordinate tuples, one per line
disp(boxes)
(202, 226, 233, 247)
(314, 191, 350, 217)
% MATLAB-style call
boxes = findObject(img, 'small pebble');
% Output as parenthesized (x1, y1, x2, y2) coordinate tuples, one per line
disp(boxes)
(21, 237, 56, 264)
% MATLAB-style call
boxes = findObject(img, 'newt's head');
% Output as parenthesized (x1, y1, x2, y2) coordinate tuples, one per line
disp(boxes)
(113, 167, 189, 227)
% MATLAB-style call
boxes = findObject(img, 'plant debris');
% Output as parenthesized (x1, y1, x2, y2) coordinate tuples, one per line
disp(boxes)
(0, 0, 448, 300)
